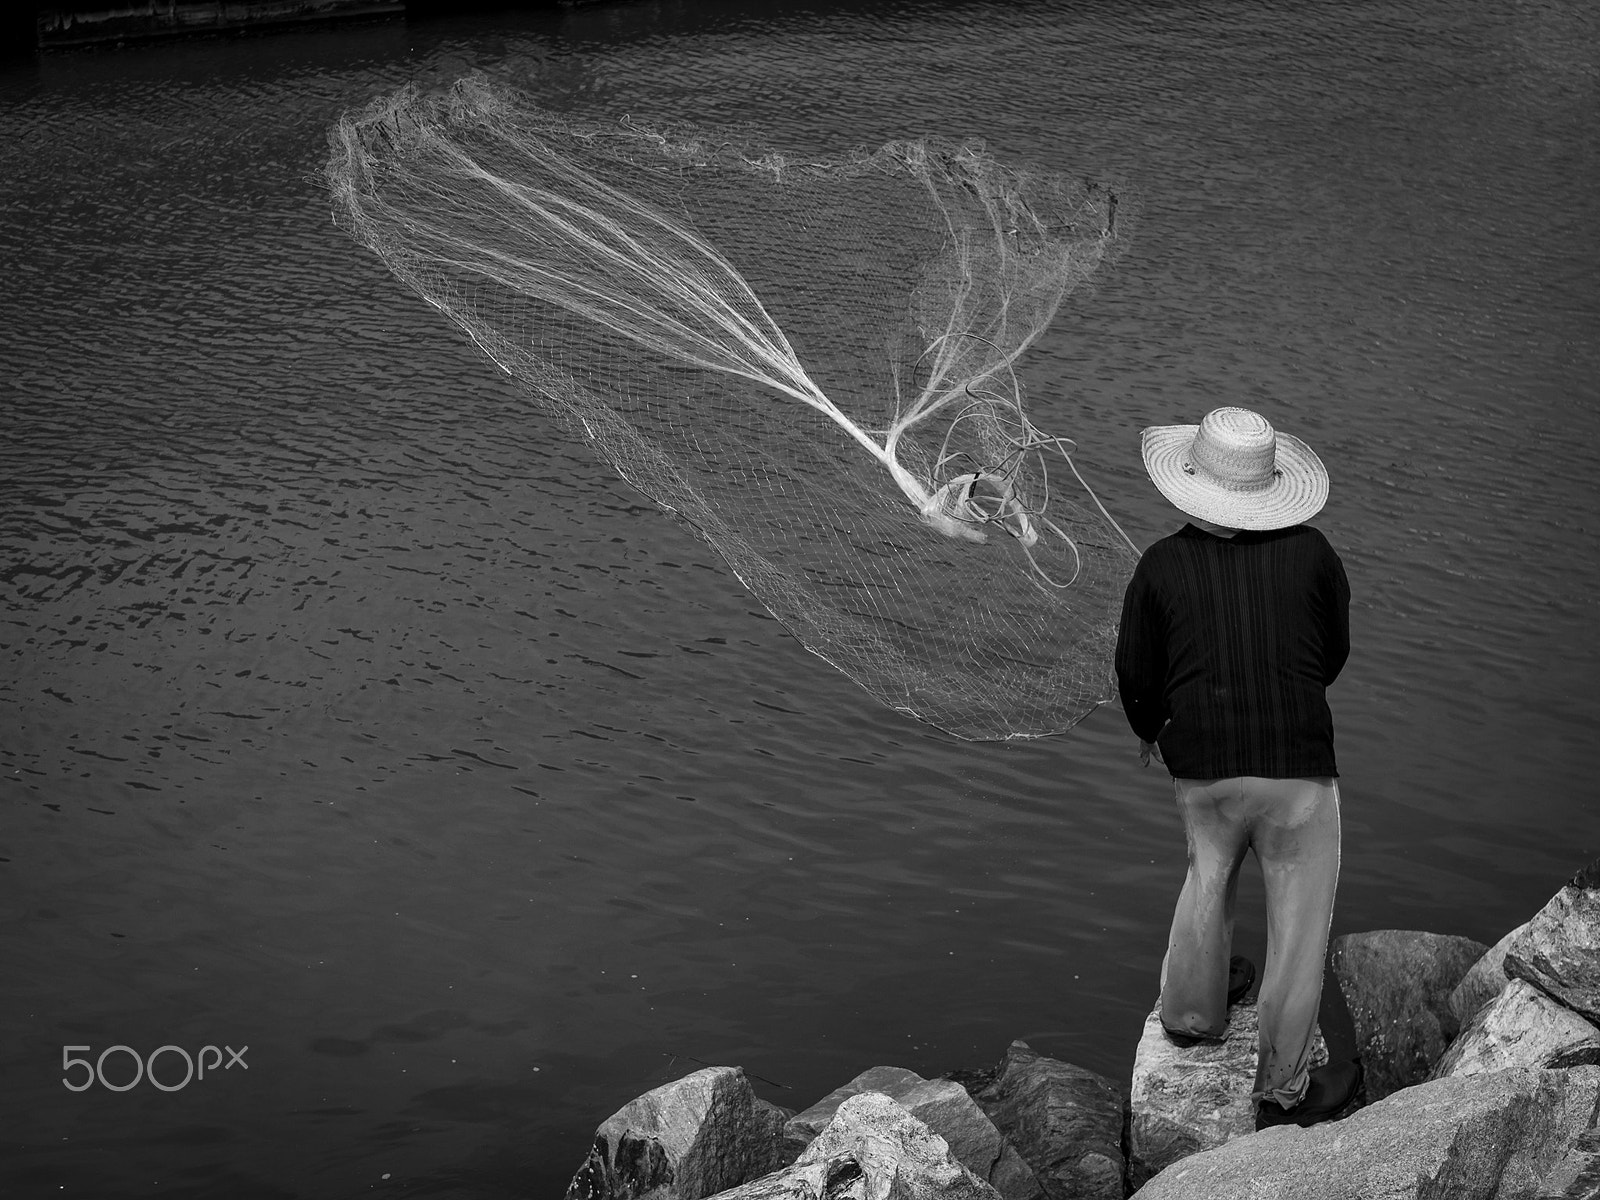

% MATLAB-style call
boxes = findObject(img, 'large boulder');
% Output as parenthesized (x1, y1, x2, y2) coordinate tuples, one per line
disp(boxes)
(785, 1066, 1039, 1199)
(1505, 858, 1600, 1026)
(785, 1067, 926, 1155)
(1330, 929, 1488, 1101)
(709, 1091, 1002, 1200)
(1431, 978, 1600, 1079)
(961, 1041, 1124, 1200)
(567, 1066, 791, 1200)
(1130, 1066, 1600, 1200)
(1126, 1000, 1327, 1190)
(1448, 926, 1522, 1032)
(890, 1080, 1040, 1200)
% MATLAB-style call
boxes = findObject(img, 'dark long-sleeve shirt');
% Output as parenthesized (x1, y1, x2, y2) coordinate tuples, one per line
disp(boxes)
(1114, 523, 1350, 779)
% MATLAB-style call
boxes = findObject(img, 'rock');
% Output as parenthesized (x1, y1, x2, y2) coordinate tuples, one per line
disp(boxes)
(1449, 926, 1522, 1032)
(965, 1040, 1125, 1200)
(1431, 978, 1600, 1079)
(709, 1091, 1002, 1200)
(786, 1066, 1039, 1199)
(785, 1066, 926, 1151)
(1130, 1066, 1600, 1200)
(1126, 1000, 1327, 1190)
(567, 1065, 791, 1200)
(1330, 929, 1489, 1101)
(1506, 858, 1600, 1025)
(895, 1079, 1042, 1200)
(1535, 1125, 1600, 1200)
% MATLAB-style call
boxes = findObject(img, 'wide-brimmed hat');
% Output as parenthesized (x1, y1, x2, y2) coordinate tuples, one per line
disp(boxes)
(1140, 407, 1328, 530)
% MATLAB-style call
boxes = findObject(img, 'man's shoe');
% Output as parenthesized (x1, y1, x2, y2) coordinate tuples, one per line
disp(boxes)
(1227, 955, 1256, 1006)
(1161, 1025, 1224, 1048)
(1255, 1059, 1363, 1130)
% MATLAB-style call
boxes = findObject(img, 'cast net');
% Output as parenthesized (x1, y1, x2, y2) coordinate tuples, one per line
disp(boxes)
(326, 76, 1137, 739)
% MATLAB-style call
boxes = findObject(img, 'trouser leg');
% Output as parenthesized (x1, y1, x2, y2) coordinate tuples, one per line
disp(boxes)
(1161, 778, 1250, 1039)
(1251, 776, 1341, 1107)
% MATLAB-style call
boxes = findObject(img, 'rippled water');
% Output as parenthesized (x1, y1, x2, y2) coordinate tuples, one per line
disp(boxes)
(2, 0, 1597, 1194)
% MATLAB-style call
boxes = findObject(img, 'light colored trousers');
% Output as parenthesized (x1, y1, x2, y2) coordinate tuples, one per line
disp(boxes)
(1159, 775, 1341, 1108)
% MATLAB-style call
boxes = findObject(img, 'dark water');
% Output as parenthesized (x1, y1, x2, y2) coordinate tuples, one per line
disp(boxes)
(1, 0, 1596, 1195)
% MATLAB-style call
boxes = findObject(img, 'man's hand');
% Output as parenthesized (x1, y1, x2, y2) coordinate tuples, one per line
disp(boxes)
(1138, 739, 1164, 768)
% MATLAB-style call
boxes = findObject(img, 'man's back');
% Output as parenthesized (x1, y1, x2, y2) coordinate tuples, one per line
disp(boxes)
(1115, 522, 1350, 779)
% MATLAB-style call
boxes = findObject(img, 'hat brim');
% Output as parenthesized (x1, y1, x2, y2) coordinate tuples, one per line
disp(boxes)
(1141, 424, 1329, 530)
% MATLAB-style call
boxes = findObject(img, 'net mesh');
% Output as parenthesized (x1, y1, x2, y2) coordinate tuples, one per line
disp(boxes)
(325, 76, 1137, 740)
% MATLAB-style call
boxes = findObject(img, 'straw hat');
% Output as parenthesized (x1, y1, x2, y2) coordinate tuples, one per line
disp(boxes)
(1140, 407, 1328, 530)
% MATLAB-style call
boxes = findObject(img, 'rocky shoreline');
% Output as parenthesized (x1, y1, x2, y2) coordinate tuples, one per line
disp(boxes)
(565, 857, 1600, 1199)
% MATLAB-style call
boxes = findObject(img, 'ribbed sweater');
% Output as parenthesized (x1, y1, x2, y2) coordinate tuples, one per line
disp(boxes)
(1114, 523, 1350, 779)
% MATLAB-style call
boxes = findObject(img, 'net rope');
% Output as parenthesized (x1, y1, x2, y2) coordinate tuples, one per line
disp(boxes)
(326, 76, 1137, 739)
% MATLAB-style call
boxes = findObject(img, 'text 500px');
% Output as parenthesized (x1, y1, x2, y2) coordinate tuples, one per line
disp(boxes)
(62, 1045, 248, 1092)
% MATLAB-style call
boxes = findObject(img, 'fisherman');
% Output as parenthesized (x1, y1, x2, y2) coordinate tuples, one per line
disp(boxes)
(1114, 406, 1362, 1129)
